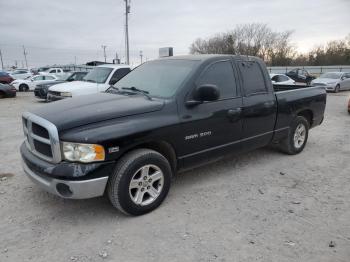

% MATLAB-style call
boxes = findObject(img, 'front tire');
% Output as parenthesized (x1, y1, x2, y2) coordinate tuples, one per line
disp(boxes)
(19, 84, 29, 92)
(335, 84, 340, 93)
(107, 149, 172, 216)
(279, 116, 309, 155)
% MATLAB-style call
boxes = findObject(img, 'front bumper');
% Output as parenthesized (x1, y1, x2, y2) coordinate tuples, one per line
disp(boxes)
(47, 93, 66, 101)
(20, 143, 114, 199)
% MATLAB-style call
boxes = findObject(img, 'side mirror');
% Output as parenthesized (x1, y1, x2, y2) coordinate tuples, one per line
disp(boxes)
(186, 84, 220, 107)
(31, 79, 34, 82)
(341, 76, 345, 81)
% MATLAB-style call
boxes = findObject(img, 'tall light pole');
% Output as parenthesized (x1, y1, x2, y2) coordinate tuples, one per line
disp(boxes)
(0, 49, 4, 70)
(139, 50, 143, 64)
(101, 45, 107, 63)
(22, 45, 28, 69)
(124, 0, 130, 65)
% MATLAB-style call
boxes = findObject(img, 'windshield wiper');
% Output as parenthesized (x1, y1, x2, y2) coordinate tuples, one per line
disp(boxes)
(121, 86, 152, 100)
(85, 79, 96, 83)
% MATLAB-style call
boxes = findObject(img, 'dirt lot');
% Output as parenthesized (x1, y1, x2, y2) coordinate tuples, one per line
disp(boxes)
(0, 92, 349, 262)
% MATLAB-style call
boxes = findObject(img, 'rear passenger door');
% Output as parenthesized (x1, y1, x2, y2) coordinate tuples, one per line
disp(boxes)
(178, 59, 243, 167)
(237, 60, 277, 151)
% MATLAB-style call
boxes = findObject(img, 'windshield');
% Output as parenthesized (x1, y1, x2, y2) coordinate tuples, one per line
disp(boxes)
(83, 67, 113, 84)
(320, 72, 342, 79)
(113, 59, 199, 98)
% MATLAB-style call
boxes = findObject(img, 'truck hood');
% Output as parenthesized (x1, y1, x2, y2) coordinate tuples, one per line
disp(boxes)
(31, 93, 165, 131)
(48, 81, 104, 92)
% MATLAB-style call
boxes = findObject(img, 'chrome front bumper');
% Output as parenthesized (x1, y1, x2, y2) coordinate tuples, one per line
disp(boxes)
(22, 161, 108, 199)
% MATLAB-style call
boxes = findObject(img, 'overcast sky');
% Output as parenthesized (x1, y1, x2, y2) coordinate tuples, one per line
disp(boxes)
(0, 0, 349, 67)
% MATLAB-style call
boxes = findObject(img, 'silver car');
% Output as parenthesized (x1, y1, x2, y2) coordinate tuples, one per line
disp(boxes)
(311, 72, 350, 92)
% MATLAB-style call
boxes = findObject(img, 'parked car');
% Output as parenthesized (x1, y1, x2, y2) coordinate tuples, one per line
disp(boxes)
(286, 68, 316, 85)
(0, 83, 16, 98)
(35, 71, 88, 99)
(47, 65, 131, 101)
(20, 55, 326, 216)
(348, 97, 350, 113)
(0, 71, 14, 84)
(270, 73, 295, 85)
(11, 74, 58, 91)
(9, 69, 32, 80)
(311, 72, 350, 92)
(40, 67, 71, 79)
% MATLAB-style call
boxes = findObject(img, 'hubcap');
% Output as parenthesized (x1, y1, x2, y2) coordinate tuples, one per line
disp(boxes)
(293, 123, 306, 149)
(129, 164, 164, 206)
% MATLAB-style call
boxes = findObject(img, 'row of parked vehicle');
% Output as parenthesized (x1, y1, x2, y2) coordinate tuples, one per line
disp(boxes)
(1, 65, 350, 101)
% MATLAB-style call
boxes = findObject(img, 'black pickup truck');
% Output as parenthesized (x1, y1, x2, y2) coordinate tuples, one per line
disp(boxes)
(20, 55, 326, 216)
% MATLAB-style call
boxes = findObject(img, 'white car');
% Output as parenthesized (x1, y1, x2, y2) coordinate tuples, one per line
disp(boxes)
(9, 69, 32, 80)
(270, 73, 295, 85)
(311, 72, 350, 92)
(47, 64, 131, 101)
(11, 75, 58, 91)
(40, 67, 70, 79)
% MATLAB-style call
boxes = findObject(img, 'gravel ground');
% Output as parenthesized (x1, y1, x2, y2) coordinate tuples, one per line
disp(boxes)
(0, 92, 349, 262)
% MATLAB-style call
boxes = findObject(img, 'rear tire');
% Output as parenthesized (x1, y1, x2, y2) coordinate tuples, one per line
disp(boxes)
(19, 84, 29, 92)
(107, 149, 172, 216)
(279, 116, 309, 155)
(0, 91, 5, 98)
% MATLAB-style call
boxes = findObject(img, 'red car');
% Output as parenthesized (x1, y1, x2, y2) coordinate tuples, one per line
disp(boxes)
(0, 71, 14, 84)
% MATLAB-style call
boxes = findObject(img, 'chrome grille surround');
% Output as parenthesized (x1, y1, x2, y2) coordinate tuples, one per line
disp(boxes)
(22, 112, 61, 163)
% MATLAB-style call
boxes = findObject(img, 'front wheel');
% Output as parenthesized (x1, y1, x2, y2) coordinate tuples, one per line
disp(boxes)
(279, 116, 309, 155)
(335, 84, 340, 93)
(107, 149, 172, 216)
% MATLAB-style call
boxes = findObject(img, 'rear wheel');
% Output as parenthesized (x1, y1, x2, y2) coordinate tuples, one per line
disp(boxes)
(19, 84, 29, 92)
(107, 149, 172, 216)
(279, 116, 309, 155)
(0, 91, 5, 98)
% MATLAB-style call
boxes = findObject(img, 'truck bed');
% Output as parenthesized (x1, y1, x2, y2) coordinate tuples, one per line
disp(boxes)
(273, 84, 312, 92)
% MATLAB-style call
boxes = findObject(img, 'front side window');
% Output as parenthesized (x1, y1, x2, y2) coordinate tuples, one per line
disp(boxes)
(49, 69, 56, 73)
(238, 61, 267, 96)
(197, 61, 237, 98)
(114, 59, 199, 98)
(33, 76, 45, 81)
(83, 67, 113, 84)
(109, 68, 131, 84)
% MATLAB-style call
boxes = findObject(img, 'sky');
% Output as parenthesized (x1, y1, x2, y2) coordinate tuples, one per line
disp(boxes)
(0, 0, 349, 68)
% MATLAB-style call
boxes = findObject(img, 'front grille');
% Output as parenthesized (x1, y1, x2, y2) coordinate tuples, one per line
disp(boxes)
(22, 112, 61, 163)
(48, 91, 61, 96)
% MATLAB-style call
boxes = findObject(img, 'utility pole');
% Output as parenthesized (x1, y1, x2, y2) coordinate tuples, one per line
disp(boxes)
(101, 45, 107, 63)
(0, 49, 4, 70)
(124, 0, 130, 65)
(22, 45, 28, 69)
(139, 50, 143, 64)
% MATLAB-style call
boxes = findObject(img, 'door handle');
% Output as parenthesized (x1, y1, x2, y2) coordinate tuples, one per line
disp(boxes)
(263, 101, 275, 108)
(227, 108, 242, 117)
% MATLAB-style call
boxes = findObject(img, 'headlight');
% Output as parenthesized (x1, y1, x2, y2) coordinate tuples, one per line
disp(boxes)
(60, 92, 72, 97)
(62, 142, 105, 163)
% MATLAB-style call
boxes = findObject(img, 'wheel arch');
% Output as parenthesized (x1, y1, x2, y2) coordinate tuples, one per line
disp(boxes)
(122, 140, 177, 173)
(297, 109, 313, 127)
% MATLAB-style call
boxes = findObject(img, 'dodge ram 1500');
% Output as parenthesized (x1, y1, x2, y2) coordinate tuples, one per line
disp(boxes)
(20, 55, 326, 215)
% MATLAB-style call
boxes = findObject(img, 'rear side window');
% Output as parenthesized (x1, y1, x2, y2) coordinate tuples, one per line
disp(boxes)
(197, 60, 237, 99)
(238, 61, 267, 96)
(279, 75, 289, 82)
(109, 68, 131, 84)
